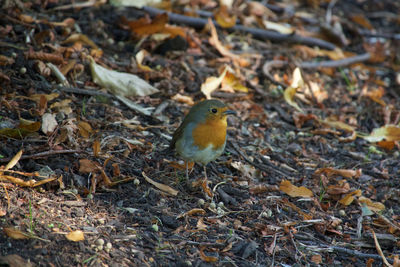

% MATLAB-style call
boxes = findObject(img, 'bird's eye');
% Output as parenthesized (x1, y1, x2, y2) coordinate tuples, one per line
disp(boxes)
(211, 108, 218, 113)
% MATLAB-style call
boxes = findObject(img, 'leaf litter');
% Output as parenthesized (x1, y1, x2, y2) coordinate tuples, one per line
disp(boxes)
(0, 0, 400, 266)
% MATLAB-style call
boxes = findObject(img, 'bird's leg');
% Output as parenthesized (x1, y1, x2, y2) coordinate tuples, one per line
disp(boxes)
(185, 161, 189, 180)
(203, 165, 208, 180)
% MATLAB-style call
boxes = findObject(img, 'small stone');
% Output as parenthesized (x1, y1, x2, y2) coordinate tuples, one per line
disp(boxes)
(152, 224, 158, 232)
(218, 202, 224, 208)
(97, 245, 103, 251)
(134, 178, 140, 185)
(338, 210, 346, 216)
(98, 218, 105, 224)
(20, 67, 26, 74)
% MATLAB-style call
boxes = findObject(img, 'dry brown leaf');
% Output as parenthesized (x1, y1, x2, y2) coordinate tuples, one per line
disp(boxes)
(79, 159, 100, 173)
(62, 33, 98, 49)
(215, 5, 237, 28)
(4, 150, 23, 171)
(3, 227, 30, 240)
(221, 71, 249, 93)
(359, 196, 385, 212)
(339, 189, 362, 206)
(363, 125, 400, 142)
(177, 208, 206, 219)
(142, 171, 178, 196)
(314, 168, 362, 178)
(135, 49, 153, 72)
(362, 86, 386, 106)
(77, 121, 92, 138)
(197, 218, 208, 231)
(279, 180, 313, 198)
(350, 14, 374, 30)
(208, 19, 249, 67)
(171, 94, 194, 105)
(93, 140, 101, 157)
(311, 254, 322, 265)
(284, 68, 304, 112)
(66, 230, 85, 242)
(200, 65, 229, 99)
(199, 248, 218, 262)
(126, 13, 168, 36)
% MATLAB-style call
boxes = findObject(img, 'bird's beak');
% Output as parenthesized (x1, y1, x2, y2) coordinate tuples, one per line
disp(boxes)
(223, 110, 236, 116)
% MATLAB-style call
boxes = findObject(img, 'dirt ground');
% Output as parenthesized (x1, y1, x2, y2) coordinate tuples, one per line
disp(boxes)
(1, 1, 400, 266)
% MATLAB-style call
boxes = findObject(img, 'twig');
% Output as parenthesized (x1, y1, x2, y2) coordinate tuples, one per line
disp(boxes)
(262, 53, 371, 85)
(370, 229, 392, 267)
(299, 53, 371, 69)
(230, 141, 292, 178)
(141, 6, 336, 50)
(57, 86, 113, 97)
(0, 150, 82, 163)
(262, 60, 288, 88)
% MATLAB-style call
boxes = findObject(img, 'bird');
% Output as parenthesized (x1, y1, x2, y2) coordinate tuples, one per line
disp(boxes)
(170, 99, 235, 180)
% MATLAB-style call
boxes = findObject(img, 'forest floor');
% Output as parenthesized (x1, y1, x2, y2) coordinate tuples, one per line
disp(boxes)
(1, 0, 400, 266)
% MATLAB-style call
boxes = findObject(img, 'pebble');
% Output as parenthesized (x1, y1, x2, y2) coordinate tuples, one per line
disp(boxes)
(338, 210, 346, 216)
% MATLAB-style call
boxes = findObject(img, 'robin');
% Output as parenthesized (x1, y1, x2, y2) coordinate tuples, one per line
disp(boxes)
(170, 99, 236, 179)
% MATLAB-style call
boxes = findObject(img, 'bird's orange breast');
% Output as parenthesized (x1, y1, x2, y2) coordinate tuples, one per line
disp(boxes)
(192, 117, 227, 150)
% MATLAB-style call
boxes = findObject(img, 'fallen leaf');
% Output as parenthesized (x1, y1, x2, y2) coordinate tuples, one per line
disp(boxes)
(77, 121, 92, 138)
(3, 227, 30, 240)
(62, 33, 98, 49)
(284, 68, 304, 112)
(199, 248, 218, 262)
(171, 94, 194, 105)
(221, 71, 249, 93)
(339, 189, 362, 206)
(215, 5, 237, 28)
(126, 13, 168, 36)
(142, 171, 178, 196)
(208, 19, 249, 67)
(201, 65, 229, 99)
(358, 196, 385, 212)
(279, 180, 313, 197)
(263, 20, 294, 34)
(4, 150, 23, 171)
(363, 125, 400, 142)
(135, 49, 153, 72)
(79, 159, 100, 173)
(66, 230, 85, 242)
(314, 168, 361, 178)
(89, 56, 159, 97)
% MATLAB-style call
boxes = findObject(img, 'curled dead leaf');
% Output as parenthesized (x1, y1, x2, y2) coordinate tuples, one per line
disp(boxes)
(3, 227, 30, 240)
(279, 180, 313, 198)
(66, 230, 85, 242)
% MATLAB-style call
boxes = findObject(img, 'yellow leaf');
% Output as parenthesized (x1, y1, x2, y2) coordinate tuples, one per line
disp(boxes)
(66, 230, 85, 242)
(279, 180, 313, 197)
(200, 66, 229, 99)
(4, 150, 23, 171)
(221, 71, 249, 93)
(215, 5, 236, 28)
(3, 227, 30, 240)
(78, 121, 92, 138)
(284, 68, 304, 112)
(358, 196, 385, 212)
(363, 125, 400, 142)
(135, 49, 153, 72)
(339, 189, 362, 205)
(142, 171, 178, 196)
